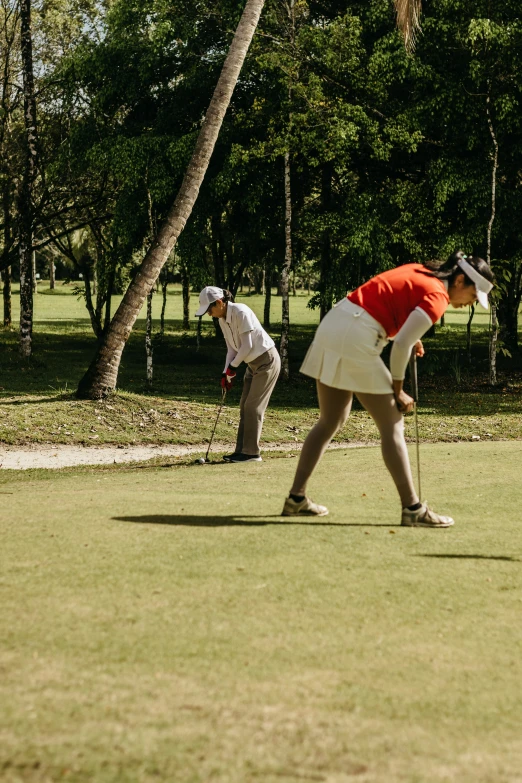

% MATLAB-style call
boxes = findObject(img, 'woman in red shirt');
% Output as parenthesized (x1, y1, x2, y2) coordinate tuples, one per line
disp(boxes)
(282, 251, 494, 527)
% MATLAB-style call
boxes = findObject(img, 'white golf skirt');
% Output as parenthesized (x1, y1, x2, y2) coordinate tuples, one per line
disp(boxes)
(300, 298, 392, 393)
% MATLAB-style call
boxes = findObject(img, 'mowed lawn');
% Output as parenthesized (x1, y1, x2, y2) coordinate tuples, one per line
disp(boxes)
(2, 442, 522, 783)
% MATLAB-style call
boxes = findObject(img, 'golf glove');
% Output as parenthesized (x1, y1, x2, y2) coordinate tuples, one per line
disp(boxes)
(221, 366, 236, 391)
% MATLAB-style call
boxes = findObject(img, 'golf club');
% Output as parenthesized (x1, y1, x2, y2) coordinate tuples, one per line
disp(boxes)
(409, 348, 422, 501)
(196, 388, 227, 464)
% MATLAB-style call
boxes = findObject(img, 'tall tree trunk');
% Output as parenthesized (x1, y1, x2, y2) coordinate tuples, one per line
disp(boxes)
(211, 213, 225, 287)
(76, 0, 266, 399)
(466, 304, 475, 362)
(83, 260, 102, 337)
(320, 162, 333, 321)
(263, 260, 271, 329)
(181, 264, 190, 331)
(486, 89, 498, 385)
(103, 265, 115, 333)
(18, 0, 38, 357)
(145, 290, 153, 387)
(2, 266, 11, 327)
(160, 275, 168, 335)
(2, 187, 12, 327)
(49, 257, 55, 289)
(279, 151, 292, 380)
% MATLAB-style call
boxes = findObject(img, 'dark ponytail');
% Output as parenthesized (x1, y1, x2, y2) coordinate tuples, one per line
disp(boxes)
(222, 289, 235, 303)
(423, 250, 494, 287)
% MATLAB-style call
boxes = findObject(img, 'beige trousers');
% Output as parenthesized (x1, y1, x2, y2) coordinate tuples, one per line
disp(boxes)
(236, 347, 281, 456)
(290, 381, 418, 508)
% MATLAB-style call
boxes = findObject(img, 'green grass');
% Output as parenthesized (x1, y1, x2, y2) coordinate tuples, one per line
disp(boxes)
(2, 442, 522, 782)
(1, 284, 522, 447)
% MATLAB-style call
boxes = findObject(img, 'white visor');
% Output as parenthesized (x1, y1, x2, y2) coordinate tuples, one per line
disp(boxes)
(457, 258, 493, 310)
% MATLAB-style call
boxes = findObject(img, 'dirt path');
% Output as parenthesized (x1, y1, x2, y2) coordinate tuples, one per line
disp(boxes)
(0, 441, 368, 470)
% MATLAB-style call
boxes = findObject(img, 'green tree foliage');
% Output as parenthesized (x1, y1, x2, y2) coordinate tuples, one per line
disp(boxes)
(4, 0, 521, 361)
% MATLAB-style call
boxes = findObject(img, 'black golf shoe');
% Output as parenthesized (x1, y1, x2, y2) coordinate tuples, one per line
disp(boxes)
(228, 453, 262, 463)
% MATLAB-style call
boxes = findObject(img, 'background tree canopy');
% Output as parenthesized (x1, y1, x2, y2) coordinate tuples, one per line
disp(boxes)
(1, 0, 522, 353)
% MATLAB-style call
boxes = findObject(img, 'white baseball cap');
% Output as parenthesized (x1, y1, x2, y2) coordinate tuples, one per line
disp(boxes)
(195, 286, 224, 317)
(457, 257, 493, 310)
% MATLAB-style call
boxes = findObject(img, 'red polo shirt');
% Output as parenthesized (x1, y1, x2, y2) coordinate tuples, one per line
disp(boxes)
(347, 263, 449, 338)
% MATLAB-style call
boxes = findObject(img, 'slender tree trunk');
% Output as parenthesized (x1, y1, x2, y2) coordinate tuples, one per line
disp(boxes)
(103, 266, 115, 333)
(486, 89, 498, 385)
(279, 151, 292, 380)
(3, 266, 12, 327)
(145, 290, 153, 387)
(18, 0, 38, 357)
(49, 257, 55, 289)
(76, 0, 266, 398)
(32, 250, 37, 293)
(211, 213, 225, 287)
(181, 264, 190, 330)
(466, 304, 475, 362)
(160, 275, 168, 335)
(83, 261, 102, 337)
(2, 187, 12, 327)
(320, 162, 333, 320)
(263, 261, 271, 329)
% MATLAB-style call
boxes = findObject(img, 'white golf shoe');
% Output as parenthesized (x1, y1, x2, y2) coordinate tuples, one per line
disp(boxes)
(281, 496, 329, 517)
(401, 503, 454, 528)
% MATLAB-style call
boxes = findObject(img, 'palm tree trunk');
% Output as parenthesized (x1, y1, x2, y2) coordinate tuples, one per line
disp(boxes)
(18, 0, 38, 357)
(76, 0, 266, 398)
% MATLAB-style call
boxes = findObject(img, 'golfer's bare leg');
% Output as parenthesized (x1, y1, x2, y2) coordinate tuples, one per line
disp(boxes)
(356, 392, 418, 508)
(290, 381, 353, 496)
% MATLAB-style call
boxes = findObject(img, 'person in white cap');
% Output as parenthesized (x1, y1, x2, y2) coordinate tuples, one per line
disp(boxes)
(196, 286, 280, 462)
(281, 250, 494, 526)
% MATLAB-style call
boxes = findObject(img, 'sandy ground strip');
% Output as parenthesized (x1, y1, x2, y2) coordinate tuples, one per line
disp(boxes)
(0, 441, 367, 470)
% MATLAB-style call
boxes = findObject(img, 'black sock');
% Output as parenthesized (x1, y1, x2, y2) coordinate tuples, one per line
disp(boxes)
(407, 502, 422, 511)
(290, 493, 305, 503)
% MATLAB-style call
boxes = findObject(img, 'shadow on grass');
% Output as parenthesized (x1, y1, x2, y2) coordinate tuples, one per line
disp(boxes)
(113, 514, 395, 528)
(0, 393, 76, 405)
(417, 554, 520, 562)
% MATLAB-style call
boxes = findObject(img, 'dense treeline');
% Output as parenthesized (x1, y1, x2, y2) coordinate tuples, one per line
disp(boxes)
(1, 1, 521, 366)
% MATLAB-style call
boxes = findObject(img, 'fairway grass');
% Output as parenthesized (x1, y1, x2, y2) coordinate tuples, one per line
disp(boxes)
(2, 442, 522, 783)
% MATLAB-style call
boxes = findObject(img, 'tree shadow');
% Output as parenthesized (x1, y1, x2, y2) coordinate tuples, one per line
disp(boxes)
(0, 393, 76, 405)
(113, 514, 395, 528)
(416, 554, 520, 562)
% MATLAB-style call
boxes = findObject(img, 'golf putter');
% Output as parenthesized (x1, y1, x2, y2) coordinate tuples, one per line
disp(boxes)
(204, 387, 227, 462)
(409, 348, 422, 501)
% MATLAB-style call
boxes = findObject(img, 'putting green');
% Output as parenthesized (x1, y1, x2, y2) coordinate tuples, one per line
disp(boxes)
(2, 441, 522, 782)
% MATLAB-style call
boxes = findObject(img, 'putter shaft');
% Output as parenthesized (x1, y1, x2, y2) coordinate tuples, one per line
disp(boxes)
(205, 388, 226, 461)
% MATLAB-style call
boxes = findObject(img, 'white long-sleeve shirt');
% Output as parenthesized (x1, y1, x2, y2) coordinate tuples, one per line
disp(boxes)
(389, 307, 433, 380)
(220, 303, 275, 371)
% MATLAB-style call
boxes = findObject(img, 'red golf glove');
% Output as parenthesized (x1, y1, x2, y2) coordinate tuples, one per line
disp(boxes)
(220, 366, 236, 391)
